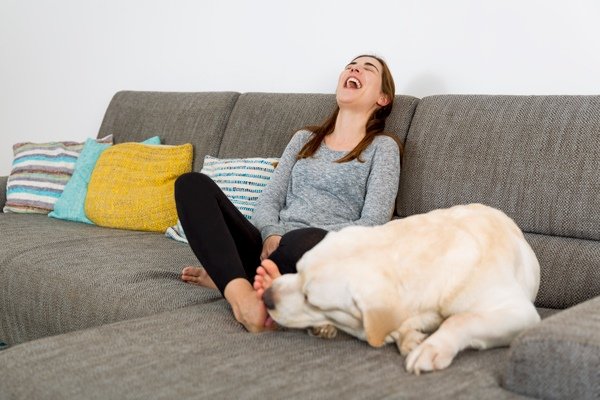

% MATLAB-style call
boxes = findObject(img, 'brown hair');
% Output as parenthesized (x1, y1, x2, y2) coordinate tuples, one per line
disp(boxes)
(298, 54, 401, 163)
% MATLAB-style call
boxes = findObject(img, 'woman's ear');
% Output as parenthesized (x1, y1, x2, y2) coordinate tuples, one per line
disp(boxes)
(377, 94, 391, 107)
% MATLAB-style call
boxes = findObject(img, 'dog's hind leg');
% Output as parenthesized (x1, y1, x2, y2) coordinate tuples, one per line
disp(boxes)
(405, 302, 540, 375)
(309, 325, 338, 339)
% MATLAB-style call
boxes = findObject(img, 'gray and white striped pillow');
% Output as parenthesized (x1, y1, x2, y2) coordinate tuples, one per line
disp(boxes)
(166, 155, 279, 243)
(4, 135, 113, 214)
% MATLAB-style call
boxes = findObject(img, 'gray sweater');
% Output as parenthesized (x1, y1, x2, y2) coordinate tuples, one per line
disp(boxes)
(253, 130, 401, 241)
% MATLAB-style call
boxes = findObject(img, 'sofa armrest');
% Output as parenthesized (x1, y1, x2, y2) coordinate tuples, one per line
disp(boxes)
(503, 295, 600, 400)
(0, 175, 7, 211)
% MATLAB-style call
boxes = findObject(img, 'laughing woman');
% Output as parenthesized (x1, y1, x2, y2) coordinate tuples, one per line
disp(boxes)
(175, 55, 401, 332)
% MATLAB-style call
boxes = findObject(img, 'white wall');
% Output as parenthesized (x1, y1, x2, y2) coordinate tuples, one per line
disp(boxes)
(1, 0, 599, 176)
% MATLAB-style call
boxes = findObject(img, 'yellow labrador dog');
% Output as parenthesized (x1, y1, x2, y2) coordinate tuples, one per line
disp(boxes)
(263, 203, 540, 374)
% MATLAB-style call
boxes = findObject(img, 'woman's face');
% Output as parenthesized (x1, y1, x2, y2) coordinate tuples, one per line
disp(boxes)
(336, 56, 389, 112)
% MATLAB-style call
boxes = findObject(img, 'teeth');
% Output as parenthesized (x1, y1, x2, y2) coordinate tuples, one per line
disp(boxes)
(346, 77, 362, 89)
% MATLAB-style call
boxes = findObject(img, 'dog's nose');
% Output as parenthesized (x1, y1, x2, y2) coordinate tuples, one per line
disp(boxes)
(263, 287, 276, 310)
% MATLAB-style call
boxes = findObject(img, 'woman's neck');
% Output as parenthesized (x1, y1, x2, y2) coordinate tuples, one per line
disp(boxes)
(327, 108, 370, 150)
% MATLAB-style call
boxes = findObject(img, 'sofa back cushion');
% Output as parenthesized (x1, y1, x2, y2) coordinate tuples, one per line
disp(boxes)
(399, 95, 600, 308)
(97, 91, 239, 172)
(399, 95, 600, 240)
(217, 93, 419, 160)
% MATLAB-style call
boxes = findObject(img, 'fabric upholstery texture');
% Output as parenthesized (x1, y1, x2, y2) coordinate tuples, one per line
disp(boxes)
(0, 304, 549, 400)
(399, 95, 600, 242)
(85, 143, 193, 232)
(3, 135, 113, 214)
(503, 296, 600, 400)
(0, 214, 215, 345)
(218, 93, 418, 161)
(218, 93, 338, 159)
(49, 136, 161, 224)
(527, 232, 600, 309)
(97, 91, 239, 172)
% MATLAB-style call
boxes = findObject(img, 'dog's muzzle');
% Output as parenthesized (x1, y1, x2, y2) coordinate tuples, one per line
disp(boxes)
(263, 287, 276, 310)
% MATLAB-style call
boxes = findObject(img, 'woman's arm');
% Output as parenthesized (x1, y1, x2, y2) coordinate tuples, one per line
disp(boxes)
(322, 136, 401, 230)
(252, 130, 311, 241)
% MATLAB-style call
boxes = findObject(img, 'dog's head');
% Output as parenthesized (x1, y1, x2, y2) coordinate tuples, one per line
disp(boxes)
(263, 249, 402, 347)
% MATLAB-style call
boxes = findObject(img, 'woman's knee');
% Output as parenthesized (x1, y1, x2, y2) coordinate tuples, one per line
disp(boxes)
(281, 227, 328, 246)
(175, 172, 217, 200)
(279, 227, 328, 252)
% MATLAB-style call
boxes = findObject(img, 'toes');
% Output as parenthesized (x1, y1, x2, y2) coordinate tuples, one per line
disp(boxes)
(253, 277, 261, 288)
(309, 325, 338, 339)
(181, 276, 202, 285)
(261, 259, 282, 279)
(253, 275, 265, 288)
(182, 266, 202, 277)
(405, 342, 456, 375)
(398, 331, 427, 356)
(262, 273, 273, 285)
(253, 276, 266, 299)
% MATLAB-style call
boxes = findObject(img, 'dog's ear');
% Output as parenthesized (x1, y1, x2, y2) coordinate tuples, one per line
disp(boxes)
(362, 307, 400, 347)
(352, 283, 401, 348)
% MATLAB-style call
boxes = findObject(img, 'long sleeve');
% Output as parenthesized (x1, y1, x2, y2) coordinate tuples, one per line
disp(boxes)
(252, 130, 311, 241)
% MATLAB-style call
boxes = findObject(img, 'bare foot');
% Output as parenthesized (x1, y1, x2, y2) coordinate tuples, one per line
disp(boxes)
(224, 279, 276, 332)
(253, 259, 282, 299)
(181, 266, 217, 289)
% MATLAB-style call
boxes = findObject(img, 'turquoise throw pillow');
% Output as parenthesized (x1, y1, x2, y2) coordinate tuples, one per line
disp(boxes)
(49, 136, 161, 224)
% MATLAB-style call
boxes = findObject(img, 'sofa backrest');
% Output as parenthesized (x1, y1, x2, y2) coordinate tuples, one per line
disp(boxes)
(97, 91, 239, 171)
(398, 95, 600, 308)
(217, 93, 419, 160)
(399, 94, 600, 240)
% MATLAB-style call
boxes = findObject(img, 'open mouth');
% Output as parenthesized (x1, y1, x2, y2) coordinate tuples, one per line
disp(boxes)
(344, 77, 362, 89)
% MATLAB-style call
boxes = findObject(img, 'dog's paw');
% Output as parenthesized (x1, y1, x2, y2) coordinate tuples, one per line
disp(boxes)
(309, 325, 338, 339)
(396, 331, 428, 356)
(405, 341, 457, 375)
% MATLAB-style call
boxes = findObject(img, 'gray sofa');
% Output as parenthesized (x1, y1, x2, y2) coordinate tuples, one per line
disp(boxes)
(0, 91, 599, 400)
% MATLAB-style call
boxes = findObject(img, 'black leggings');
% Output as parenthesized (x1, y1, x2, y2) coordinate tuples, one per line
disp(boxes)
(174, 172, 328, 295)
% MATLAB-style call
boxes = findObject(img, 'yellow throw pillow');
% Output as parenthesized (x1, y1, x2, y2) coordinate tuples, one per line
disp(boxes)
(85, 143, 193, 232)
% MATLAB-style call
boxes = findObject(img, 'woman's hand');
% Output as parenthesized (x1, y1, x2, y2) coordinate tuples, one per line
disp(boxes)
(260, 235, 282, 261)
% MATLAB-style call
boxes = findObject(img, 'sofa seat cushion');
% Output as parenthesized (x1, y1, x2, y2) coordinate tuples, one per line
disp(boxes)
(526, 232, 600, 309)
(503, 296, 600, 400)
(0, 304, 550, 400)
(0, 214, 218, 345)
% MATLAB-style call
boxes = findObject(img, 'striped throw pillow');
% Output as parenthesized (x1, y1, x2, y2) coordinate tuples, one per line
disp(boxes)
(201, 155, 279, 219)
(165, 155, 278, 243)
(3, 135, 113, 214)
